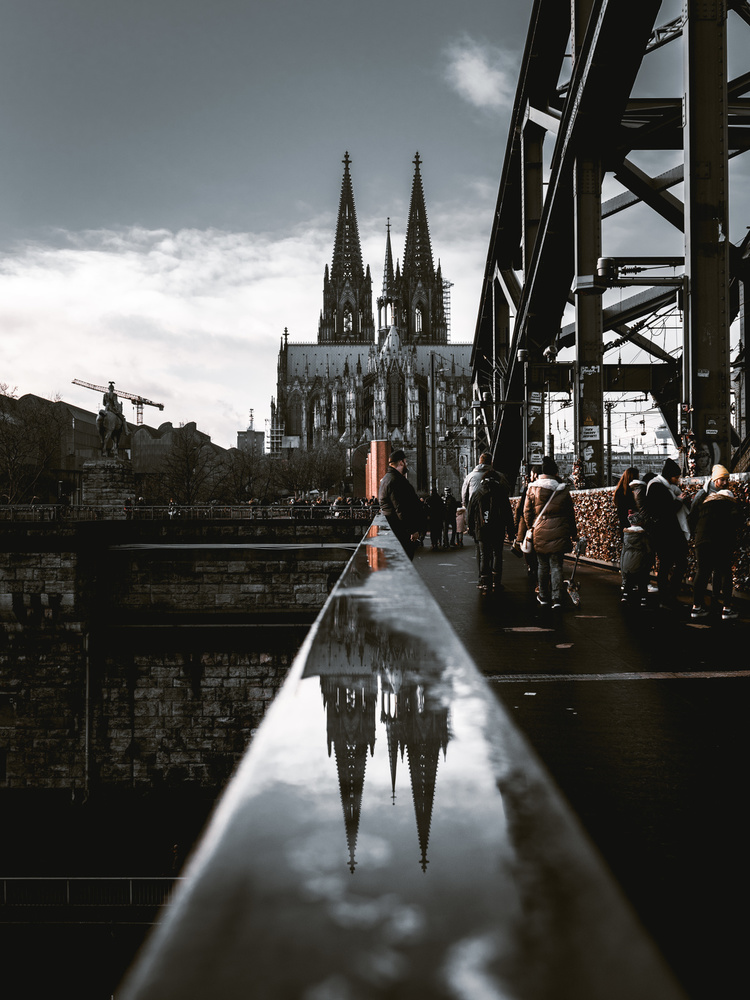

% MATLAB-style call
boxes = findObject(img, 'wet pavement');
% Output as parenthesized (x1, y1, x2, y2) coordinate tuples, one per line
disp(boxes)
(415, 539, 750, 1000)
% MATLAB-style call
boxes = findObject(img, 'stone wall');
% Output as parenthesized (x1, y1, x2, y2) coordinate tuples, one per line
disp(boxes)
(0, 520, 362, 792)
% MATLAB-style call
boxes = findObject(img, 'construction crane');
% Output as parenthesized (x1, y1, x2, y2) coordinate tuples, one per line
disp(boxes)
(72, 379, 165, 425)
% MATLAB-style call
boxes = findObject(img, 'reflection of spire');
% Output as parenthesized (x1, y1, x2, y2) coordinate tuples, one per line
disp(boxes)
(381, 678, 450, 872)
(403, 685, 447, 872)
(321, 677, 377, 873)
(381, 685, 402, 805)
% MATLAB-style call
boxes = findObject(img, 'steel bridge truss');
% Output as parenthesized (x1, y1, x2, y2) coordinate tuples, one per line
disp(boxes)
(472, 0, 750, 484)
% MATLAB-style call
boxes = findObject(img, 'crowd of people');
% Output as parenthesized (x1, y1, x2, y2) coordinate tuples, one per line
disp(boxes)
(377, 447, 745, 619)
(615, 459, 743, 620)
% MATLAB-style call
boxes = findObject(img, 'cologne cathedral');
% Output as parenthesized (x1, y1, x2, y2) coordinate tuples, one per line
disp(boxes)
(271, 152, 473, 494)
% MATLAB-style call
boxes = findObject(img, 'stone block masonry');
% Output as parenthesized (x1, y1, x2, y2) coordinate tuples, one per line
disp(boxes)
(0, 518, 362, 792)
(82, 458, 136, 510)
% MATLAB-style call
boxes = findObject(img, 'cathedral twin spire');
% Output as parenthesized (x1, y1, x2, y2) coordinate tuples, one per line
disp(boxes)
(331, 152, 365, 287)
(319, 151, 447, 348)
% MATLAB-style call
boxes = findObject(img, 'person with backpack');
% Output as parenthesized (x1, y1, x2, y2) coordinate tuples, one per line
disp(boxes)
(523, 456, 577, 610)
(467, 470, 514, 595)
(461, 452, 510, 507)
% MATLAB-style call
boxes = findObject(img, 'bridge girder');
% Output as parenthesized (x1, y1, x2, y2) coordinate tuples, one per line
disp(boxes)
(473, 0, 750, 485)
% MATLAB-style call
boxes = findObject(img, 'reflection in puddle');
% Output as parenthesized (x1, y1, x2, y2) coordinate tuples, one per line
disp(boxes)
(321, 671, 450, 873)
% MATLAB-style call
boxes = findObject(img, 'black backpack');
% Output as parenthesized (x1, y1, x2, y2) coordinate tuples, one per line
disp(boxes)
(468, 476, 505, 535)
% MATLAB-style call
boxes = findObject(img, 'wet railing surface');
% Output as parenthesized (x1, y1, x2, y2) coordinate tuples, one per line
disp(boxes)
(119, 516, 686, 1000)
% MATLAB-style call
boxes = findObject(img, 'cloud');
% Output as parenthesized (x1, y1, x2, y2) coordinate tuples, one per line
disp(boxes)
(443, 36, 515, 113)
(0, 226, 332, 447)
(0, 215, 492, 448)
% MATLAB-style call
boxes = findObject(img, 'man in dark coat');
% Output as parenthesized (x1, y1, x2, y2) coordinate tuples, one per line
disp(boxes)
(644, 457, 690, 608)
(378, 450, 424, 560)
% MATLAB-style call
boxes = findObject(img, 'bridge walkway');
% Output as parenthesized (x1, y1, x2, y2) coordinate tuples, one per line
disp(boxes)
(415, 540, 750, 1000)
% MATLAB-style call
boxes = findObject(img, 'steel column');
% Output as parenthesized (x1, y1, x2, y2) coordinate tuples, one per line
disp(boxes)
(683, 0, 732, 469)
(574, 154, 605, 486)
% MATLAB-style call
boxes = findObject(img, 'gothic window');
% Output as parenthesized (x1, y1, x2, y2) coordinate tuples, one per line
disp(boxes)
(287, 395, 303, 437)
(388, 371, 403, 426)
(344, 309, 353, 334)
(337, 390, 346, 434)
(415, 306, 423, 334)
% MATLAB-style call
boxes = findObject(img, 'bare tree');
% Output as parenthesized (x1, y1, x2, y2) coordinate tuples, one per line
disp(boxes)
(215, 447, 274, 504)
(155, 423, 224, 505)
(270, 442, 346, 498)
(0, 386, 67, 502)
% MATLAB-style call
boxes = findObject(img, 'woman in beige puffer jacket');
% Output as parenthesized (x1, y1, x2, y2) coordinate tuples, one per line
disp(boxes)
(523, 458, 577, 607)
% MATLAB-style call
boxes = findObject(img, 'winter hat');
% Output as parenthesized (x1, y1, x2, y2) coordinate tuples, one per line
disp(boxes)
(661, 457, 681, 479)
(389, 449, 406, 464)
(541, 456, 559, 476)
(711, 464, 730, 481)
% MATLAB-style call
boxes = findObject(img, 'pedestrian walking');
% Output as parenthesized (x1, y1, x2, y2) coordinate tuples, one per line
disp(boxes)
(424, 488, 445, 549)
(514, 469, 539, 586)
(442, 488, 459, 547)
(467, 470, 515, 595)
(461, 452, 510, 507)
(523, 456, 577, 610)
(377, 450, 425, 560)
(689, 466, 743, 620)
(644, 458, 690, 609)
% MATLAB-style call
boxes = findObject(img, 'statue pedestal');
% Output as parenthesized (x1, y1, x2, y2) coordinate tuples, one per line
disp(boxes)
(82, 459, 136, 512)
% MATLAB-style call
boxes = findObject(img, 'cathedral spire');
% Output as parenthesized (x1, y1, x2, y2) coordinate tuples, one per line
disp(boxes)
(319, 153, 375, 344)
(382, 218, 396, 298)
(402, 152, 435, 283)
(377, 218, 398, 341)
(331, 151, 365, 285)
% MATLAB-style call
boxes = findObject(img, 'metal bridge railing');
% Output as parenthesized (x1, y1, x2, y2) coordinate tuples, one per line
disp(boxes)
(0, 504, 378, 523)
(0, 877, 181, 909)
(118, 515, 687, 1000)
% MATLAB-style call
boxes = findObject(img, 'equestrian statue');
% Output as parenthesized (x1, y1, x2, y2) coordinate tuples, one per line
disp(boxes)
(97, 382, 130, 457)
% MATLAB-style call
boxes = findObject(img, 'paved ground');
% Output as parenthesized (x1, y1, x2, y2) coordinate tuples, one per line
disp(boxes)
(415, 538, 750, 1000)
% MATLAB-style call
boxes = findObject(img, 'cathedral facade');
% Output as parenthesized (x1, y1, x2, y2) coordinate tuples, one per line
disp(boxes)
(271, 153, 473, 495)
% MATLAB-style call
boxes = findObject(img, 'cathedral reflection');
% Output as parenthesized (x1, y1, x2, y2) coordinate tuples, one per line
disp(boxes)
(310, 588, 451, 874)
(320, 673, 450, 875)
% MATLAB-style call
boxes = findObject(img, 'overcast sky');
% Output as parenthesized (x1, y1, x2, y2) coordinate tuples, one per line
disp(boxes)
(0, 0, 746, 451)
